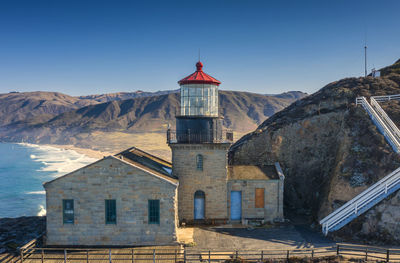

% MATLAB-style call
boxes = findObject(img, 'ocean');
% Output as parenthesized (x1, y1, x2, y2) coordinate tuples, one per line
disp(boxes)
(0, 143, 97, 218)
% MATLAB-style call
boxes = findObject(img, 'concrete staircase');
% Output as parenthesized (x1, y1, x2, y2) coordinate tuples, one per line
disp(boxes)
(320, 95, 400, 235)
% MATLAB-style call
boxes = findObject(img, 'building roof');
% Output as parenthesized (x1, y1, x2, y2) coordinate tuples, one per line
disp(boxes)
(228, 165, 280, 180)
(178, 61, 221, 86)
(44, 147, 177, 188)
(114, 147, 177, 181)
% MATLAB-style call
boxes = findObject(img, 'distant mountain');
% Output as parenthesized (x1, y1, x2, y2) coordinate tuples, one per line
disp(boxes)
(0, 91, 96, 126)
(0, 90, 307, 146)
(78, 90, 178, 103)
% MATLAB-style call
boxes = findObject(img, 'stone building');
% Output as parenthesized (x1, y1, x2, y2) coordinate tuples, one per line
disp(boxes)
(44, 61, 284, 246)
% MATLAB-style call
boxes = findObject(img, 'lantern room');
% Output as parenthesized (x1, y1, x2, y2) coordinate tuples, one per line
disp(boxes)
(178, 62, 220, 117)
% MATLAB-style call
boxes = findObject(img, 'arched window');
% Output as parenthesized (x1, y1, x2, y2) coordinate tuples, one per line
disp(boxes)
(196, 154, 203, 171)
(194, 190, 205, 220)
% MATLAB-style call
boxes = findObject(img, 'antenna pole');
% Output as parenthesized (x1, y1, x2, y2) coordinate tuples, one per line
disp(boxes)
(198, 48, 201, 62)
(364, 45, 367, 77)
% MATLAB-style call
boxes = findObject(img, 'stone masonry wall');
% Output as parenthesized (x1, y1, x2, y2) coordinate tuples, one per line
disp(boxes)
(227, 179, 284, 222)
(45, 157, 178, 246)
(170, 143, 230, 222)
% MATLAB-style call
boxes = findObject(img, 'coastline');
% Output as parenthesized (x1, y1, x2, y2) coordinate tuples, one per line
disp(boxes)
(43, 144, 113, 160)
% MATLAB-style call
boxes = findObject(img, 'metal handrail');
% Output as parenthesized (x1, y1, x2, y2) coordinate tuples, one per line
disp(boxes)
(370, 97, 400, 141)
(321, 96, 400, 235)
(371, 94, 400, 102)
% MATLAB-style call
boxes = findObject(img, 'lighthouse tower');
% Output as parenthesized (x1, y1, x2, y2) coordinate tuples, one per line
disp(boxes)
(168, 61, 233, 223)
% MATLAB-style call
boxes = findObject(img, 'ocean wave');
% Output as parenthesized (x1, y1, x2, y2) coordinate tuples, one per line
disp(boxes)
(26, 191, 46, 195)
(19, 143, 97, 178)
(37, 205, 46, 216)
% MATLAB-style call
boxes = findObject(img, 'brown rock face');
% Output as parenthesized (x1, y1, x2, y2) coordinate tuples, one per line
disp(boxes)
(229, 59, 400, 244)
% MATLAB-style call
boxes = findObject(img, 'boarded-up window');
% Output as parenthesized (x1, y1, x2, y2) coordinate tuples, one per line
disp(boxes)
(255, 188, 265, 208)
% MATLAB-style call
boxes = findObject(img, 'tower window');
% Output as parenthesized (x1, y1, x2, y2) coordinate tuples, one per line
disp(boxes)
(62, 199, 74, 224)
(105, 199, 117, 224)
(196, 154, 203, 171)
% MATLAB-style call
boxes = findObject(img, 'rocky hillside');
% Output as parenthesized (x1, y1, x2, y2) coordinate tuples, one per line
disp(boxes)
(229, 59, 400, 244)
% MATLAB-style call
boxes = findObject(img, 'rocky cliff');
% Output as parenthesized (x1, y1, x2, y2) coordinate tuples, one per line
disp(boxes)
(229, 59, 400, 244)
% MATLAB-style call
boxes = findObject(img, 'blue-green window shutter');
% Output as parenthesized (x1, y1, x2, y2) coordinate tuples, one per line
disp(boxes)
(63, 199, 74, 224)
(105, 199, 116, 224)
(148, 200, 160, 224)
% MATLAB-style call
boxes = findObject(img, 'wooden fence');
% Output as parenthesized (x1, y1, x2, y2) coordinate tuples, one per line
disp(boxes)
(9, 244, 400, 263)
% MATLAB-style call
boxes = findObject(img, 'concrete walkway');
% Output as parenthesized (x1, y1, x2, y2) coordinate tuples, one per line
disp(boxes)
(181, 224, 336, 251)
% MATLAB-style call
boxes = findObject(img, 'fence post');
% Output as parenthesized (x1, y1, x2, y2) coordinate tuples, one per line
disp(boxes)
(87, 250, 89, 263)
(153, 249, 156, 263)
(64, 249, 67, 263)
(236, 251, 238, 259)
(286, 250, 289, 261)
(311, 249, 314, 259)
(337, 245, 340, 256)
(261, 250, 263, 261)
(132, 249, 135, 263)
(184, 249, 186, 263)
(20, 248, 24, 263)
(208, 250, 211, 263)
(174, 249, 177, 263)
(41, 249, 44, 263)
(386, 249, 390, 262)
(365, 248, 368, 261)
(109, 249, 112, 263)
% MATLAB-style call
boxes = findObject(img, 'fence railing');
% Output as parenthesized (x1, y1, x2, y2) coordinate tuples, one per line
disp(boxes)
(370, 97, 400, 143)
(320, 166, 400, 234)
(370, 94, 400, 102)
(356, 96, 400, 152)
(166, 129, 233, 144)
(16, 245, 400, 262)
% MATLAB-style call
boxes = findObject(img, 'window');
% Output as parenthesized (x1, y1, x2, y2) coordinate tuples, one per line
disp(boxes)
(63, 199, 74, 224)
(148, 200, 160, 224)
(255, 188, 265, 208)
(196, 154, 203, 171)
(105, 199, 116, 224)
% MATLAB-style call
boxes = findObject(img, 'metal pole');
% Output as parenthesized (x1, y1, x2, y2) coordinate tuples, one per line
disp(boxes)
(208, 250, 211, 263)
(41, 249, 44, 263)
(365, 248, 368, 261)
(109, 249, 112, 263)
(64, 249, 67, 263)
(132, 249, 135, 263)
(153, 249, 156, 263)
(311, 249, 314, 259)
(387, 249, 390, 262)
(184, 249, 186, 263)
(174, 249, 177, 263)
(261, 250, 263, 261)
(337, 245, 340, 256)
(286, 250, 289, 261)
(20, 248, 24, 263)
(365, 45, 367, 77)
(236, 251, 238, 259)
(87, 250, 89, 263)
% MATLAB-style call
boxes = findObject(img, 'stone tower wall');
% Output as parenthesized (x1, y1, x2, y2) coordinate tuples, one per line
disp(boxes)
(170, 143, 230, 222)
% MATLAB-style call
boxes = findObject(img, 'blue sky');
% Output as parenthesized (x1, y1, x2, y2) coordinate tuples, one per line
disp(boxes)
(0, 0, 399, 96)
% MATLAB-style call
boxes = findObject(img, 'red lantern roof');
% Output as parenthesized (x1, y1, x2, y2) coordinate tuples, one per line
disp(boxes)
(178, 62, 221, 86)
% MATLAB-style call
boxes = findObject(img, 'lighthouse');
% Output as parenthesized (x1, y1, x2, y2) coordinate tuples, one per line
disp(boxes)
(168, 61, 233, 223)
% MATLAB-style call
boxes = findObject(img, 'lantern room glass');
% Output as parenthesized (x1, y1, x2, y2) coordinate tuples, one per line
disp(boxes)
(180, 84, 218, 117)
